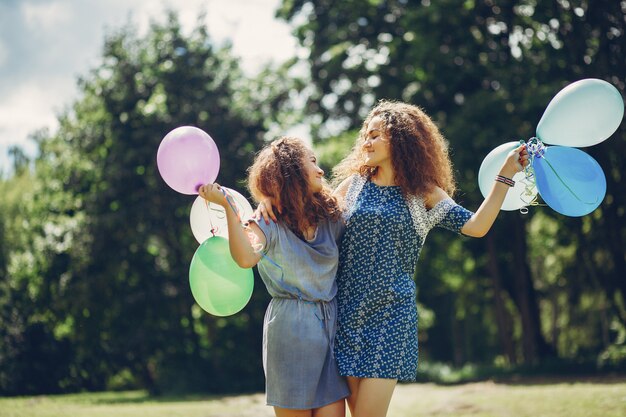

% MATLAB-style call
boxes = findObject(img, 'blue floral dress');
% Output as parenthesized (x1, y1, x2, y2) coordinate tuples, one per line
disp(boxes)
(335, 176, 474, 381)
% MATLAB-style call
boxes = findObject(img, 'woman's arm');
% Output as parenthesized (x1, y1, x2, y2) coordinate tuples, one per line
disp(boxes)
(255, 176, 353, 223)
(461, 143, 529, 237)
(199, 184, 265, 268)
(332, 176, 353, 202)
(254, 197, 278, 224)
(425, 143, 529, 238)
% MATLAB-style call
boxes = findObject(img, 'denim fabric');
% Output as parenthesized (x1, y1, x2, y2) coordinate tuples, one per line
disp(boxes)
(252, 218, 350, 409)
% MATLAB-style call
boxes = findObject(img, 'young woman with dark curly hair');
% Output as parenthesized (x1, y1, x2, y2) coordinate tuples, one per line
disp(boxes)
(257, 101, 529, 417)
(200, 137, 349, 417)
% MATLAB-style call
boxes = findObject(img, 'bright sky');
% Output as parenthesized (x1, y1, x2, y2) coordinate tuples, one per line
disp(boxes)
(0, 0, 299, 175)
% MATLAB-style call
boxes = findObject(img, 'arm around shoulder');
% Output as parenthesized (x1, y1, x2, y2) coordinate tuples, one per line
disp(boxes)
(333, 176, 354, 201)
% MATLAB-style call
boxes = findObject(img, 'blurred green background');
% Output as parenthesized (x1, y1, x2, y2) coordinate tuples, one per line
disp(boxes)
(1, 0, 625, 396)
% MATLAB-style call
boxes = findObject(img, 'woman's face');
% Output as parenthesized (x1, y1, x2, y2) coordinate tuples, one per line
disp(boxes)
(362, 115, 392, 168)
(303, 149, 325, 193)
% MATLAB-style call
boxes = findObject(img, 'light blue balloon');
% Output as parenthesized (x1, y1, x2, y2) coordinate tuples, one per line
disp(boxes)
(534, 146, 606, 217)
(536, 78, 624, 147)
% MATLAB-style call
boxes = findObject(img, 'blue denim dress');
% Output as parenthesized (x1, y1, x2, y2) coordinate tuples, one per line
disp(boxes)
(253, 217, 350, 409)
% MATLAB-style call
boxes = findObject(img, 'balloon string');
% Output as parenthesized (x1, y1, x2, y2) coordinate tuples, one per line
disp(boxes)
(526, 137, 546, 159)
(514, 137, 552, 214)
(220, 188, 242, 222)
(204, 200, 218, 236)
(518, 171, 541, 205)
(203, 187, 243, 237)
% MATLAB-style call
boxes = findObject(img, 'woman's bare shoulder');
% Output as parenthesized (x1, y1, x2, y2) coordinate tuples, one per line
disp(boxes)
(423, 186, 450, 209)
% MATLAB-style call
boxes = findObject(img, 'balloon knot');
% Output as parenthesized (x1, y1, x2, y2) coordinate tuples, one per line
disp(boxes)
(526, 137, 546, 158)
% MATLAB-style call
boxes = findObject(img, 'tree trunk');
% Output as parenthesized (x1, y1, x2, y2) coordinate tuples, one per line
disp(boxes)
(509, 217, 556, 364)
(485, 234, 517, 364)
(450, 295, 464, 366)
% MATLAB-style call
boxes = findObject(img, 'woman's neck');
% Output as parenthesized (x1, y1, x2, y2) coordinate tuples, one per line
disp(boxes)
(371, 163, 396, 186)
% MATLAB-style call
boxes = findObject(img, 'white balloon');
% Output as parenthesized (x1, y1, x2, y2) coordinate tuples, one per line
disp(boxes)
(189, 187, 254, 243)
(478, 142, 537, 211)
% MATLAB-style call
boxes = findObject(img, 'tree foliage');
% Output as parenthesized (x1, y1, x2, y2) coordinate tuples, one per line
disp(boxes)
(0, 12, 298, 395)
(280, 0, 626, 366)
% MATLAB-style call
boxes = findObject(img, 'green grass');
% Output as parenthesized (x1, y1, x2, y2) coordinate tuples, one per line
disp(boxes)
(1, 376, 625, 417)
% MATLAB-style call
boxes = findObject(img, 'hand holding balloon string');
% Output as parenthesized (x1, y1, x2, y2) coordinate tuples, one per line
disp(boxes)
(503, 142, 530, 176)
(199, 183, 242, 222)
(516, 138, 545, 211)
(198, 183, 264, 252)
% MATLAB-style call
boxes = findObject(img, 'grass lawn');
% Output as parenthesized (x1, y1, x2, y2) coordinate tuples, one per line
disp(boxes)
(1, 376, 625, 417)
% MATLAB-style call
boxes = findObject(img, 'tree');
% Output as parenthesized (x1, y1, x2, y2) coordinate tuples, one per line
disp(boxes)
(279, 0, 625, 366)
(0, 11, 296, 395)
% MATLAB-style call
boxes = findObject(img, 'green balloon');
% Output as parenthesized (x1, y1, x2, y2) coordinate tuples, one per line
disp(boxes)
(189, 236, 254, 316)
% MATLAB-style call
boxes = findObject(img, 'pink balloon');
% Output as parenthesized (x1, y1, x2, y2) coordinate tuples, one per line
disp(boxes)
(157, 126, 220, 195)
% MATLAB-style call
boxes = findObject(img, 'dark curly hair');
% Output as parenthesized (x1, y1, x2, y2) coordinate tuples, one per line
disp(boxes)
(333, 100, 456, 197)
(248, 137, 340, 239)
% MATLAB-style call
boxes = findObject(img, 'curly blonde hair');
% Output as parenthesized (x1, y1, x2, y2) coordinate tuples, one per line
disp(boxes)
(248, 137, 340, 239)
(333, 100, 456, 197)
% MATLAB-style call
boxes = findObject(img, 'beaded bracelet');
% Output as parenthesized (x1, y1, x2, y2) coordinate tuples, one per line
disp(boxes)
(495, 175, 515, 187)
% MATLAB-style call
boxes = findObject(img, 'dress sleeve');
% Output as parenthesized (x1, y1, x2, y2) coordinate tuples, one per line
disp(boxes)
(247, 217, 278, 254)
(327, 218, 346, 242)
(342, 174, 366, 223)
(429, 198, 474, 234)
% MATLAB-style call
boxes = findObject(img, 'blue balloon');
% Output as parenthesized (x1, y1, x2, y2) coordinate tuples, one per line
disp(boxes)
(534, 146, 606, 217)
(536, 78, 624, 148)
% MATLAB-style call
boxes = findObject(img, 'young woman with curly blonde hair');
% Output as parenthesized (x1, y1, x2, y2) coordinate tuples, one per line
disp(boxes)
(200, 137, 349, 417)
(257, 101, 529, 417)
